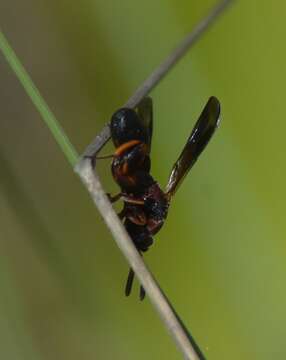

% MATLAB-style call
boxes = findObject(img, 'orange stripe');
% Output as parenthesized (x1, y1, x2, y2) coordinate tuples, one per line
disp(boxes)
(115, 139, 141, 156)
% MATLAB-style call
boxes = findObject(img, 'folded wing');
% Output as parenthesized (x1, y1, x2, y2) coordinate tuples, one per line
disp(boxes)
(166, 96, 221, 197)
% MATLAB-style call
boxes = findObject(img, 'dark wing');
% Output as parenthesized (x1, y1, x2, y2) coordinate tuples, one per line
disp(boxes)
(136, 97, 153, 154)
(165, 96, 221, 197)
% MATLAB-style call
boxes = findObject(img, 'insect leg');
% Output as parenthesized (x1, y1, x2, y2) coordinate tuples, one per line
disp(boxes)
(117, 208, 126, 220)
(121, 195, 145, 205)
(106, 192, 123, 203)
(139, 285, 146, 301)
(125, 268, 135, 297)
(95, 154, 114, 159)
(84, 154, 114, 168)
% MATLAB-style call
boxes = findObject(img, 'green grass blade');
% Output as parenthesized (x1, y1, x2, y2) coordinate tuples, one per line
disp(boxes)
(0, 30, 79, 167)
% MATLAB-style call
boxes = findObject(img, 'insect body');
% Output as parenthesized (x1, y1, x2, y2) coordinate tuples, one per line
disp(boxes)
(107, 96, 220, 300)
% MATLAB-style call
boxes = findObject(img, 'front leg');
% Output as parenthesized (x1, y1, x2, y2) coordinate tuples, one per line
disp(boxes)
(106, 192, 122, 203)
(117, 208, 126, 220)
(84, 153, 114, 168)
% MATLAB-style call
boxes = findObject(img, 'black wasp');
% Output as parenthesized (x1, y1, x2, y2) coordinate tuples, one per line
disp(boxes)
(97, 96, 220, 300)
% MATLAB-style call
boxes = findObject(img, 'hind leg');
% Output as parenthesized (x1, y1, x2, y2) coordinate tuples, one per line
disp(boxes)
(125, 268, 135, 297)
(123, 220, 153, 300)
(139, 285, 146, 301)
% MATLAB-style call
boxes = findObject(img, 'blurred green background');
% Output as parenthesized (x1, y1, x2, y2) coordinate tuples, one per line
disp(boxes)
(1, 0, 285, 359)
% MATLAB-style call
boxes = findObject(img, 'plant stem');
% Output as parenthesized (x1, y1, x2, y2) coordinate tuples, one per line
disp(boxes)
(0, 30, 79, 167)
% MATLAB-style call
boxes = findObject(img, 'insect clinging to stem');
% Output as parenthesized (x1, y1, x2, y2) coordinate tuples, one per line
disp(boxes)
(96, 96, 220, 300)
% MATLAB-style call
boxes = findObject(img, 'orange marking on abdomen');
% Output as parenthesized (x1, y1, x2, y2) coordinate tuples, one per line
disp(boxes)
(115, 139, 141, 156)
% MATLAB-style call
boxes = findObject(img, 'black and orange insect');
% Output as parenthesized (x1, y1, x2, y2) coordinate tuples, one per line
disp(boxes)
(98, 96, 220, 300)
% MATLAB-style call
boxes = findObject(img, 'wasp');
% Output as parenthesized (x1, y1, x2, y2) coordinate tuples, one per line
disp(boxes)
(97, 96, 220, 300)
